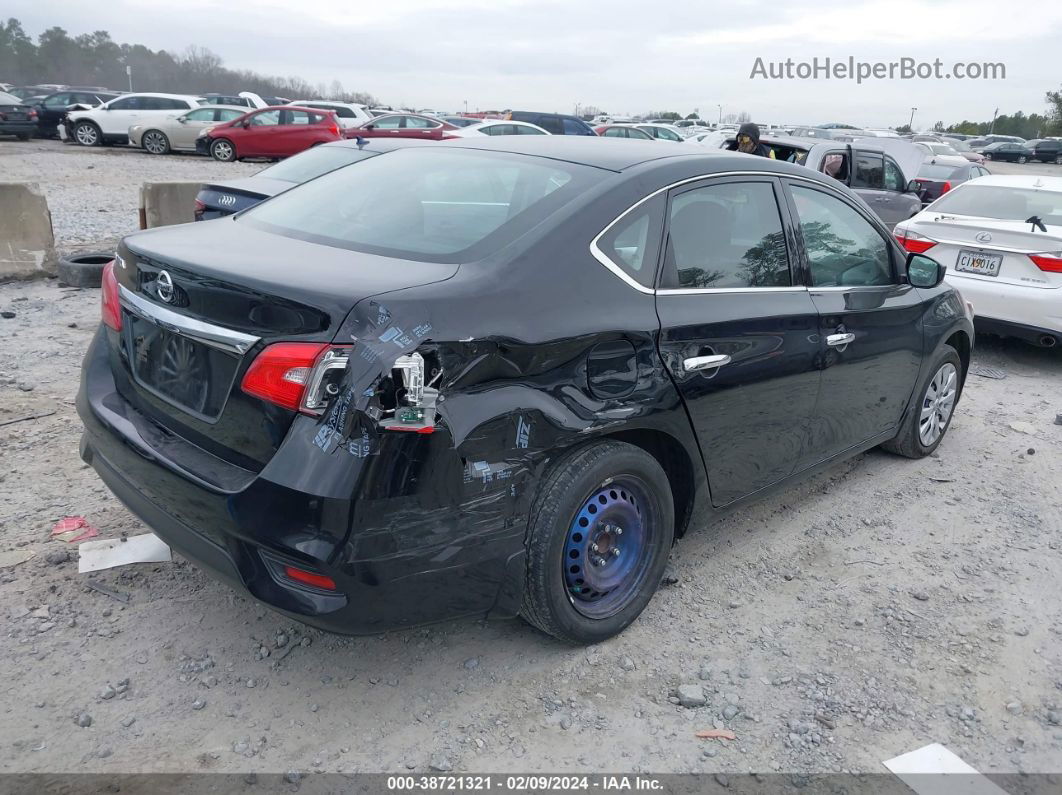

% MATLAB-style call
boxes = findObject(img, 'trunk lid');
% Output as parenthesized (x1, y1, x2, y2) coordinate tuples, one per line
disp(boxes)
(910, 214, 1062, 289)
(111, 218, 458, 468)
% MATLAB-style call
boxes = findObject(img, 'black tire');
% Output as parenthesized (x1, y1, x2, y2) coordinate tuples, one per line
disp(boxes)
(521, 440, 674, 644)
(209, 138, 236, 162)
(881, 345, 962, 459)
(1055, 154, 1062, 165)
(141, 129, 170, 155)
(57, 252, 113, 288)
(73, 121, 101, 147)
(16, 133, 30, 141)
(1018, 155, 1028, 164)
(983, 153, 992, 160)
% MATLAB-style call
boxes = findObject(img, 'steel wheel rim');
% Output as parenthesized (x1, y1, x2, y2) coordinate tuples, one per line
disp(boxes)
(144, 132, 166, 154)
(918, 362, 957, 446)
(563, 477, 657, 619)
(213, 141, 233, 160)
(76, 125, 97, 145)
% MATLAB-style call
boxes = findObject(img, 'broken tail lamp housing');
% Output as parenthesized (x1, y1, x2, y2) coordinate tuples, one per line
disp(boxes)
(243, 343, 439, 432)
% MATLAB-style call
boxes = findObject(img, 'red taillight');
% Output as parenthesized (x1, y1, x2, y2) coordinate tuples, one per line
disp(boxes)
(283, 565, 336, 591)
(193, 198, 206, 220)
(1030, 253, 1062, 273)
(101, 259, 121, 331)
(894, 228, 937, 254)
(940, 181, 952, 195)
(241, 342, 329, 411)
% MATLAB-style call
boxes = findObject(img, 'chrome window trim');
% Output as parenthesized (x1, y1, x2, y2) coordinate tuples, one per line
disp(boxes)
(118, 284, 260, 355)
(590, 170, 846, 296)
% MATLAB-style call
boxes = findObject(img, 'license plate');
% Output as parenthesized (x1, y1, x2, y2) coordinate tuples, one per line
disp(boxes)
(955, 249, 1003, 277)
(7, 113, 25, 120)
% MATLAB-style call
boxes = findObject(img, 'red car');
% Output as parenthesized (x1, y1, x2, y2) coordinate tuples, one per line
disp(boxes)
(345, 113, 458, 141)
(197, 106, 342, 161)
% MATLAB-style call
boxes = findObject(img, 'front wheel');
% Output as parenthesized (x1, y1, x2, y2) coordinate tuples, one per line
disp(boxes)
(209, 138, 236, 162)
(983, 153, 992, 160)
(881, 345, 962, 459)
(521, 440, 674, 644)
(1056, 154, 1062, 165)
(73, 121, 101, 147)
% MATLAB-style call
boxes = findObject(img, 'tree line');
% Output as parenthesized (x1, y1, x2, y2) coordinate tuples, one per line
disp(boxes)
(0, 18, 378, 105)
(934, 107, 1061, 139)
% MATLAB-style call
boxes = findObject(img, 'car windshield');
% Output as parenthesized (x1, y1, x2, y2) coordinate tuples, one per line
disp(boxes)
(240, 148, 603, 262)
(930, 185, 1062, 226)
(255, 146, 378, 184)
(0, 91, 23, 104)
(918, 164, 962, 180)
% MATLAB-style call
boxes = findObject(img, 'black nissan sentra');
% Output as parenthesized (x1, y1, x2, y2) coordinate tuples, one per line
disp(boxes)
(78, 137, 973, 644)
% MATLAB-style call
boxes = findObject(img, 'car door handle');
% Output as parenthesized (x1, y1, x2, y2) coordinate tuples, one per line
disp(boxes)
(683, 354, 731, 371)
(826, 333, 855, 347)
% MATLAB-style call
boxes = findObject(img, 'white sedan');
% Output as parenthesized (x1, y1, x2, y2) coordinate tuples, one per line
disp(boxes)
(893, 175, 1062, 347)
(445, 120, 550, 137)
(129, 105, 248, 154)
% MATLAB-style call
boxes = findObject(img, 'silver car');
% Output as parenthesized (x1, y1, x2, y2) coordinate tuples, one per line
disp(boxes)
(129, 105, 248, 154)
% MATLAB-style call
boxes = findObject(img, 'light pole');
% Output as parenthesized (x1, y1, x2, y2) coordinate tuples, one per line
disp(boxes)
(717, 104, 722, 124)
(909, 107, 917, 130)
(126, 64, 133, 93)
(463, 99, 468, 114)
(990, 107, 998, 133)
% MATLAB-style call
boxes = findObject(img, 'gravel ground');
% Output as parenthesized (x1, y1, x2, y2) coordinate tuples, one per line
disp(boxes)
(1, 140, 1061, 779)
(0, 138, 259, 253)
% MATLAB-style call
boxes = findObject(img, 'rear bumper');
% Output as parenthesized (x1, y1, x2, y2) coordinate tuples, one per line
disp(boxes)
(0, 120, 36, 136)
(77, 327, 526, 634)
(945, 272, 1062, 338)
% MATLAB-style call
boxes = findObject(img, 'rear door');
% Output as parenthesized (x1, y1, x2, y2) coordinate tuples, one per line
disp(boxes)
(653, 175, 822, 506)
(171, 107, 215, 149)
(782, 179, 925, 464)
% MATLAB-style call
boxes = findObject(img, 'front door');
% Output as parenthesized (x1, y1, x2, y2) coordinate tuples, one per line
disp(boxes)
(654, 176, 822, 507)
(782, 179, 925, 465)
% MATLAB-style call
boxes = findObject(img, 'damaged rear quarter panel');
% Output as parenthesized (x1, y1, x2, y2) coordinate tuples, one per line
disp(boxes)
(254, 177, 707, 628)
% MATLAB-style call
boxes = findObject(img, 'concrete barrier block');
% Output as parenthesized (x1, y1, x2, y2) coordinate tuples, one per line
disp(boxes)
(0, 182, 57, 280)
(139, 182, 202, 229)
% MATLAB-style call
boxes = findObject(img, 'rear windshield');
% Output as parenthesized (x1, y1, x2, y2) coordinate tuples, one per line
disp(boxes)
(918, 164, 962, 180)
(240, 148, 602, 262)
(255, 146, 377, 184)
(930, 185, 1062, 226)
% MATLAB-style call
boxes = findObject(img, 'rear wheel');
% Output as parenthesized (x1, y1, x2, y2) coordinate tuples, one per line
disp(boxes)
(210, 138, 236, 162)
(1055, 154, 1062, 165)
(1018, 155, 1028, 164)
(73, 121, 101, 147)
(881, 345, 961, 459)
(521, 441, 674, 644)
(142, 130, 170, 155)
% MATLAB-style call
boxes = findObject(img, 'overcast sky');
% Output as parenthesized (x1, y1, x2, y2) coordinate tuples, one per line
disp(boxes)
(8, 0, 1061, 127)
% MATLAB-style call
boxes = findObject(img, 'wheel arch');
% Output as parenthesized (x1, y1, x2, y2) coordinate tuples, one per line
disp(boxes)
(594, 427, 699, 539)
(944, 329, 971, 385)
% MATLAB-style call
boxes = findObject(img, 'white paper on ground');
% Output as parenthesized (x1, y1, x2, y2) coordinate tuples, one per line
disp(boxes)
(883, 743, 1009, 795)
(78, 533, 171, 573)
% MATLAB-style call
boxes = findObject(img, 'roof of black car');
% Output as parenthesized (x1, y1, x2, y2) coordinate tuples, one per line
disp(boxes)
(435, 136, 733, 172)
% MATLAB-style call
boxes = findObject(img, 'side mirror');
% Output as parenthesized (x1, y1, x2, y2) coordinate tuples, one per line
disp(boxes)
(906, 253, 945, 288)
(177, 117, 188, 124)
(905, 180, 920, 193)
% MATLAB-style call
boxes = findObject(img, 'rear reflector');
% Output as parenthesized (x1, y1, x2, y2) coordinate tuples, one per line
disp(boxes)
(283, 565, 336, 591)
(894, 228, 937, 254)
(241, 342, 329, 411)
(1030, 253, 1062, 273)
(101, 259, 121, 331)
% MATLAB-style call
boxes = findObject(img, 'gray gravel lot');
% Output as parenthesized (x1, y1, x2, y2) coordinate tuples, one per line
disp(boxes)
(0, 139, 1060, 778)
(0, 139, 259, 253)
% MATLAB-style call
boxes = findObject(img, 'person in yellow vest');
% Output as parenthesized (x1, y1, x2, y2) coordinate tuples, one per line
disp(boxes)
(727, 122, 776, 159)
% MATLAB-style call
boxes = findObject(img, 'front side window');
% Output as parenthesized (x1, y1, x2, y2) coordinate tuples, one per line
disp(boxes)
(662, 181, 791, 290)
(250, 110, 281, 126)
(44, 93, 72, 108)
(603, 127, 626, 138)
(183, 108, 214, 122)
(241, 149, 601, 262)
(562, 118, 587, 135)
(536, 116, 564, 134)
(883, 158, 906, 191)
(218, 109, 245, 122)
(790, 185, 893, 287)
(852, 151, 884, 189)
(595, 195, 665, 288)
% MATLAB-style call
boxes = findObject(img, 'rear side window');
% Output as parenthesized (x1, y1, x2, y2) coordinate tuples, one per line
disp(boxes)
(241, 149, 603, 262)
(594, 194, 665, 288)
(790, 185, 893, 287)
(661, 181, 791, 290)
(536, 115, 564, 135)
(286, 111, 311, 125)
(563, 118, 588, 135)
